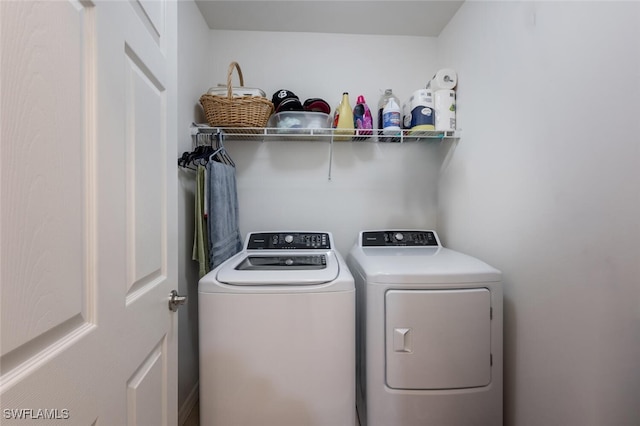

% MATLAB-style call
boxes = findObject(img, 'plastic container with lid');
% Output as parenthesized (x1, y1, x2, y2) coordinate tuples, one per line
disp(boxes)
(267, 111, 332, 135)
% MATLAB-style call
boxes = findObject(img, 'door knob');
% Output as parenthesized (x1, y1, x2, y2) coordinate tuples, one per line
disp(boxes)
(168, 290, 187, 312)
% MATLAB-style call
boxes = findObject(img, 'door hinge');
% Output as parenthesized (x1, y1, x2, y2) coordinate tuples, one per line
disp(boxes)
(490, 353, 493, 366)
(490, 307, 493, 320)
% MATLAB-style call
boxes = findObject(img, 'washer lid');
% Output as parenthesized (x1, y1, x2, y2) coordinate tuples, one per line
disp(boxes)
(350, 246, 501, 284)
(235, 254, 327, 270)
(217, 251, 340, 285)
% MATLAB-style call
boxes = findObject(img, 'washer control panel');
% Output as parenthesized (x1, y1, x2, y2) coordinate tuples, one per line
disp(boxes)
(247, 232, 331, 250)
(362, 230, 439, 247)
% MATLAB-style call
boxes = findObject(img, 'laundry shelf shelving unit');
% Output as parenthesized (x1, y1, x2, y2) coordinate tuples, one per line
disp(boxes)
(190, 124, 460, 179)
(191, 124, 458, 142)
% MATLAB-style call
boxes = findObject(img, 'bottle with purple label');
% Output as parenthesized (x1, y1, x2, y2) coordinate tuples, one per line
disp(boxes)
(353, 95, 373, 140)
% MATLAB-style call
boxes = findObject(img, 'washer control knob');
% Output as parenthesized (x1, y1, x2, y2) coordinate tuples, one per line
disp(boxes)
(284, 235, 294, 244)
(394, 232, 404, 241)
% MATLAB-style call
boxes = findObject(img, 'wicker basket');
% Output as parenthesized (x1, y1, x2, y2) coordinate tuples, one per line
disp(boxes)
(199, 62, 273, 128)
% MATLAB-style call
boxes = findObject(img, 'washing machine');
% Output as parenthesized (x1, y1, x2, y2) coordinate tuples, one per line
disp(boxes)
(347, 230, 503, 426)
(199, 231, 356, 426)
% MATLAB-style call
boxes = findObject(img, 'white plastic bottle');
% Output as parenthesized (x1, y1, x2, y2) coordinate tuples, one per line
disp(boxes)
(378, 89, 401, 141)
(377, 89, 392, 130)
(382, 98, 401, 141)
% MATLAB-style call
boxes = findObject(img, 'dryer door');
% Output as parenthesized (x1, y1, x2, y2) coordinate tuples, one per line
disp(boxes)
(385, 288, 491, 390)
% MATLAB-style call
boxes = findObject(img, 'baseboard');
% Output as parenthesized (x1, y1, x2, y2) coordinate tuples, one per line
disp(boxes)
(179, 381, 199, 426)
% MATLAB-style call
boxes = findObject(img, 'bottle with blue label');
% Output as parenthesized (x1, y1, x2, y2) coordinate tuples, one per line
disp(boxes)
(378, 89, 401, 142)
(377, 89, 392, 130)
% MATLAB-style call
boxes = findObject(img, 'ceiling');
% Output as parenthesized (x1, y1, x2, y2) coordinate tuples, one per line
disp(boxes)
(194, 1, 465, 37)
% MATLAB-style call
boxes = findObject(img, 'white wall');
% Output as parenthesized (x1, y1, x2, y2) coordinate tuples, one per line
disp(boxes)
(437, 2, 640, 425)
(208, 30, 445, 255)
(181, 3, 640, 424)
(176, 1, 211, 420)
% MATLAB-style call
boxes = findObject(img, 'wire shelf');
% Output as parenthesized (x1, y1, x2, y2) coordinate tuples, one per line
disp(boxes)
(191, 124, 459, 143)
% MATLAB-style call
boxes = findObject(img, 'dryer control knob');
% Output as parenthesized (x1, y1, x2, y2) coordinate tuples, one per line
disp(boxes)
(394, 232, 404, 241)
(284, 235, 294, 243)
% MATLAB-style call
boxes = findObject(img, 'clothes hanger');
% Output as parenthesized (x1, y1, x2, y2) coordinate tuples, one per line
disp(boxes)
(178, 130, 235, 168)
(179, 149, 201, 170)
(178, 144, 210, 170)
(210, 131, 235, 167)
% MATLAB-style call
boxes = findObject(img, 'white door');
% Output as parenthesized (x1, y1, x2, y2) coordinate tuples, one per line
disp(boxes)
(1, 1, 178, 425)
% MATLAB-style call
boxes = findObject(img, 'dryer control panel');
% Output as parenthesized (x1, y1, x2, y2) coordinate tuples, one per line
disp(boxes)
(247, 232, 331, 250)
(362, 230, 439, 247)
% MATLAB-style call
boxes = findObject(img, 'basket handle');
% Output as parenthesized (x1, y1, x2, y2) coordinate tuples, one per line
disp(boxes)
(226, 62, 245, 98)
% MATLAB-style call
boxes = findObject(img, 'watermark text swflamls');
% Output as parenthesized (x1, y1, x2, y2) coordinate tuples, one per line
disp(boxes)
(3, 409, 70, 420)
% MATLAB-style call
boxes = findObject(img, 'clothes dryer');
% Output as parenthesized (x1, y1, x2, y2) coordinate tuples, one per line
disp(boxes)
(347, 230, 502, 426)
(199, 231, 355, 426)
